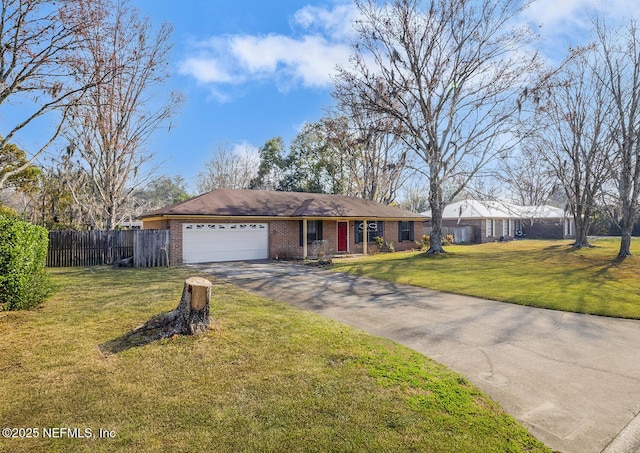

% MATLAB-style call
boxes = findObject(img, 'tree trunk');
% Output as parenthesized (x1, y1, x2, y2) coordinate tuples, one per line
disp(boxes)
(573, 225, 591, 248)
(617, 199, 635, 259)
(426, 177, 446, 255)
(173, 277, 213, 335)
(618, 228, 633, 259)
(427, 209, 445, 254)
(572, 210, 592, 248)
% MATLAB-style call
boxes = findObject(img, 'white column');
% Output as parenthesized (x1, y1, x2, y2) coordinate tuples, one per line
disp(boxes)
(362, 219, 368, 255)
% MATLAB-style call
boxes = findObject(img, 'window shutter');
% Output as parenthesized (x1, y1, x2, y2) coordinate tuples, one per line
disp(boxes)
(355, 221, 361, 243)
(317, 220, 323, 240)
(378, 221, 384, 239)
(409, 221, 414, 241)
(398, 221, 403, 242)
(299, 220, 303, 246)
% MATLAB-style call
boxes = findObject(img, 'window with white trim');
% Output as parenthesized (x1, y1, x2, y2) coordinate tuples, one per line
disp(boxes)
(565, 218, 573, 237)
(486, 219, 494, 237)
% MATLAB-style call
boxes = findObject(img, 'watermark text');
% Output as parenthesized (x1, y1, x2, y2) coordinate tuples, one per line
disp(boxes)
(2, 427, 116, 439)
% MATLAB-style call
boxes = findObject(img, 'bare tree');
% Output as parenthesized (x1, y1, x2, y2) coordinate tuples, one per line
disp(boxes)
(594, 19, 640, 258)
(334, 0, 541, 253)
(195, 144, 259, 194)
(133, 175, 189, 212)
(0, 0, 106, 189)
(63, 0, 183, 230)
(398, 179, 430, 212)
(329, 109, 412, 204)
(499, 148, 558, 207)
(532, 46, 613, 247)
(526, 46, 613, 247)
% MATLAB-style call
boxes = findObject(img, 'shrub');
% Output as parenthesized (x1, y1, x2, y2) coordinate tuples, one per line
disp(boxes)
(385, 241, 395, 253)
(0, 216, 51, 310)
(374, 236, 395, 253)
(418, 234, 430, 250)
(419, 234, 454, 248)
(311, 240, 331, 259)
(0, 205, 18, 218)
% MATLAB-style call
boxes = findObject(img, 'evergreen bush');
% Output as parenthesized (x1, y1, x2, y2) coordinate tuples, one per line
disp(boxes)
(0, 216, 51, 310)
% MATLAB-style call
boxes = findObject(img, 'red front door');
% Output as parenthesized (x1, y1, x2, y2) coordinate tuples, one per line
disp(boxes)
(337, 222, 348, 252)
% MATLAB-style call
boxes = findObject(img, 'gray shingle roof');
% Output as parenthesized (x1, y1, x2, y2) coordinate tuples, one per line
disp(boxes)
(141, 189, 426, 220)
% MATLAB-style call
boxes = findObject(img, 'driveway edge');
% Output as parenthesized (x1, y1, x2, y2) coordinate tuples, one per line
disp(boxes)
(602, 411, 640, 453)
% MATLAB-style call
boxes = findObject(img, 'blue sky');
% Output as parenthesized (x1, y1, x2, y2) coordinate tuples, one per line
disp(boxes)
(8, 0, 639, 192)
(130, 0, 354, 188)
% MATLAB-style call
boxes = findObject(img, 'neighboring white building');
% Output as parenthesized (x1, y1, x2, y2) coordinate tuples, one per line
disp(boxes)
(421, 200, 574, 243)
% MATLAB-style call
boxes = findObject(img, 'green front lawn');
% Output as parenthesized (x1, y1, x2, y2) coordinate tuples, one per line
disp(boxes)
(0, 267, 548, 452)
(331, 238, 640, 319)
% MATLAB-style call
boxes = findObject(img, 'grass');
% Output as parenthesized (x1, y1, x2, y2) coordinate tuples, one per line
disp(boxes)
(331, 237, 640, 319)
(0, 266, 549, 452)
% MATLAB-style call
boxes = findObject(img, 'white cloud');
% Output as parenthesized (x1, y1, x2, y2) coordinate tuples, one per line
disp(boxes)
(178, 2, 357, 99)
(292, 4, 359, 40)
(525, 0, 591, 28)
(519, 0, 640, 64)
(179, 56, 235, 84)
(232, 142, 260, 164)
(526, 0, 639, 26)
(231, 34, 350, 88)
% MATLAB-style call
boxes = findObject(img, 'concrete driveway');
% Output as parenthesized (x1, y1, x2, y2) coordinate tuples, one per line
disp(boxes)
(194, 260, 640, 453)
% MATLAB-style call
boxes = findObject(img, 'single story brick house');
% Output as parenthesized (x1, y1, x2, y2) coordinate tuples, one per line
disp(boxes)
(421, 199, 574, 243)
(140, 188, 427, 264)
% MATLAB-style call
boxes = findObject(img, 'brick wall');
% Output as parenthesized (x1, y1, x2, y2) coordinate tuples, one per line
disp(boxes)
(523, 218, 564, 239)
(323, 221, 338, 253)
(271, 220, 421, 258)
(168, 220, 183, 265)
(270, 220, 302, 259)
(349, 220, 421, 253)
(158, 218, 423, 264)
(471, 218, 517, 243)
(163, 219, 308, 263)
(386, 221, 421, 251)
(432, 217, 565, 242)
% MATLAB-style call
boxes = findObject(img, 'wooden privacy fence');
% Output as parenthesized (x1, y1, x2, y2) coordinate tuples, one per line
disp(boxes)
(47, 230, 170, 268)
(133, 229, 170, 268)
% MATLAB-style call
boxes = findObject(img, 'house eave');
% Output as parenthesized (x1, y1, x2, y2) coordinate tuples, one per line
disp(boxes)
(140, 214, 428, 222)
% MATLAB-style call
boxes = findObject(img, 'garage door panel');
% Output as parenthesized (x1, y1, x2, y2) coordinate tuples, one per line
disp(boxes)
(183, 223, 268, 263)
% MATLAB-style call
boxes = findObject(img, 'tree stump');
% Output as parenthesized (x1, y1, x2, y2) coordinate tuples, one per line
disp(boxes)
(173, 277, 213, 335)
(98, 277, 214, 354)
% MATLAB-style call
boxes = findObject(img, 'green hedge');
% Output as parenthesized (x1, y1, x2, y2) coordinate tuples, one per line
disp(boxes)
(0, 216, 51, 310)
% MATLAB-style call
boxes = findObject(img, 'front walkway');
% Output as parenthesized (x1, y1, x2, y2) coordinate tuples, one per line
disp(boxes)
(195, 261, 640, 453)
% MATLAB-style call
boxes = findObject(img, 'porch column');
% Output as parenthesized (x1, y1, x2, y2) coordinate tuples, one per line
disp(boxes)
(362, 219, 368, 255)
(302, 218, 308, 259)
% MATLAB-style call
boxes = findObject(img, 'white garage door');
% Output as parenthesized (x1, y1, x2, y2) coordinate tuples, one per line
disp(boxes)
(182, 223, 269, 263)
